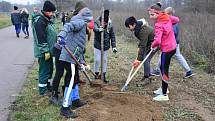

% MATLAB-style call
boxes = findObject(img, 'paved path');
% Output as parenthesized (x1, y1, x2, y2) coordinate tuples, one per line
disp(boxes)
(0, 26, 34, 121)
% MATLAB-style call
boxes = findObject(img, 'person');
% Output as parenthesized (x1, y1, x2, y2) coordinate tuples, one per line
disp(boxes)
(148, 3, 179, 101)
(31, 7, 39, 26)
(151, 7, 194, 79)
(61, 12, 66, 25)
(21, 8, 29, 39)
(11, 6, 21, 38)
(49, 1, 94, 110)
(125, 16, 156, 86)
(32, 1, 57, 96)
(57, 1, 93, 118)
(93, 9, 117, 83)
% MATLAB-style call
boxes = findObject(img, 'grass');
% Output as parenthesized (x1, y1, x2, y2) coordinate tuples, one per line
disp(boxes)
(0, 14, 12, 29)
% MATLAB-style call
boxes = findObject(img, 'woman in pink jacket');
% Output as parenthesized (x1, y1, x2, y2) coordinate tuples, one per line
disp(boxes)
(148, 4, 179, 101)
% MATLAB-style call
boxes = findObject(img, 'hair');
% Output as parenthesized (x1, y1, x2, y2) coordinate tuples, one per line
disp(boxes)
(156, 2, 162, 8)
(165, 7, 175, 15)
(21, 8, 28, 14)
(125, 16, 137, 28)
(14, 6, 18, 10)
(104, 9, 109, 23)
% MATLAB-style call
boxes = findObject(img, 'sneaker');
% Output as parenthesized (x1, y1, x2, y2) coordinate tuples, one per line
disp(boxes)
(150, 69, 160, 77)
(153, 87, 169, 95)
(136, 77, 152, 87)
(60, 107, 78, 118)
(184, 71, 194, 79)
(71, 99, 87, 110)
(153, 94, 169, 101)
(16, 33, 19, 38)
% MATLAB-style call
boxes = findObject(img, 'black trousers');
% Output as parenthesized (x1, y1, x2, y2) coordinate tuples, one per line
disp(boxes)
(52, 47, 79, 93)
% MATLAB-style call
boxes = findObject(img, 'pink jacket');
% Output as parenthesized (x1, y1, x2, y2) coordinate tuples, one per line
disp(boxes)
(151, 14, 180, 52)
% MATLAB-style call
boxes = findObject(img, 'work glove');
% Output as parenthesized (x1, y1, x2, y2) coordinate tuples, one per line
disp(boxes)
(45, 52, 51, 61)
(112, 48, 117, 54)
(98, 27, 104, 32)
(80, 64, 86, 72)
(132, 60, 141, 68)
(151, 47, 158, 51)
(57, 36, 66, 46)
(85, 64, 91, 71)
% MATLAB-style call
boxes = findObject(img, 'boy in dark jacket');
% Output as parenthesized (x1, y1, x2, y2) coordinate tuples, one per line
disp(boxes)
(11, 6, 21, 38)
(125, 16, 157, 86)
(32, 1, 57, 96)
(93, 9, 117, 82)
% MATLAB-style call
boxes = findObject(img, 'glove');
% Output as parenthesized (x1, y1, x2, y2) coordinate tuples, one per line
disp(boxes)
(132, 60, 141, 68)
(57, 36, 66, 46)
(98, 27, 104, 32)
(45, 52, 51, 61)
(85, 64, 91, 71)
(112, 48, 117, 54)
(80, 64, 86, 72)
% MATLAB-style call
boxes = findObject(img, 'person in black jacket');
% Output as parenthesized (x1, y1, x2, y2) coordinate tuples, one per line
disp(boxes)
(21, 8, 29, 39)
(93, 9, 117, 83)
(11, 6, 21, 38)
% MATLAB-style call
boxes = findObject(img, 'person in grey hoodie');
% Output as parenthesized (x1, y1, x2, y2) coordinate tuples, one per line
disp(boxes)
(11, 6, 21, 38)
(57, 4, 93, 118)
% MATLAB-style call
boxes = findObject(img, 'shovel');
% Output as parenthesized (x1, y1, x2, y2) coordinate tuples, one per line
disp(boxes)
(121, 50, 153, 91)
(63, 45, 101, 87)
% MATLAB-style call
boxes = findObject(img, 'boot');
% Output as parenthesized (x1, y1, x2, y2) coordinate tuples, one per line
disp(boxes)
(71, 99, 87, 110)
(95, 72, 99, 79)
(49, 91, 60, 106)
(60, 106, 78, 118)
(103, 72, 108, 83)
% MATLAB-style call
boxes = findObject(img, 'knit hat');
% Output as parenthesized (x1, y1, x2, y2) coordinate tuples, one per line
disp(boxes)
(14, 6, 18, 10)
(43, 1, 56, 12)
(73, 1, 87, 15)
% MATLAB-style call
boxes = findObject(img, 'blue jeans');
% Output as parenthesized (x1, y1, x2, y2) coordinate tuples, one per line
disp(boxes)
(14, 24, 21, 34)
(22, 24, 29, 36)
(154, 44, 191, 73)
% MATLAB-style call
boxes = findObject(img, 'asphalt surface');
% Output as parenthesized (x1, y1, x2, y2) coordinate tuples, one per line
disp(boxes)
(0, 26, 34, 121)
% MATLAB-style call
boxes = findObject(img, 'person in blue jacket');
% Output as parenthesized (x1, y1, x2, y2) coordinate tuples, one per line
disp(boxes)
(11, 6, 21, 38)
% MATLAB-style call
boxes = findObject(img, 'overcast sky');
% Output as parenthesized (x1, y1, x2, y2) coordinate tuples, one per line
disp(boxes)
(2, 0, 40, 5)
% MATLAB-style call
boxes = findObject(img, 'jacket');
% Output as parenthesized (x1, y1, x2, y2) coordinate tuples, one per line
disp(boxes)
(93, 16, 116, 51)
(32, 11, 57, 58)
(58, 7, 93, 64)
(151, 14, 179, 52)
(11, 10, 21, 25)
(135, 19, 154, 61)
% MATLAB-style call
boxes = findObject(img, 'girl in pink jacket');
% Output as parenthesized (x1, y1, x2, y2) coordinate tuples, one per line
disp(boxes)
(148, 4, 179, 101)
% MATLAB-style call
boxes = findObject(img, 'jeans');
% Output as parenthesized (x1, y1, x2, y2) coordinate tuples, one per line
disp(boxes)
(22, 23, 29, 36)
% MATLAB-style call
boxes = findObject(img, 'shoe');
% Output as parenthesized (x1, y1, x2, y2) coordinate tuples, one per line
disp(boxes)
(136, 77, 152, 87)
(184, 71, 194, 79)
(49, 91, 61, 106)
(71, 99, 87, 109)
(60, 107, 78, 118)
(95, 72, 100, 79)
(153, 94, 169, 101)
(16, 33, 19, 38)
(150, 69, 160, 77)
(103, 72, 108, 83)
(24, 35, 29, 39)
(153, 87, 169, 95)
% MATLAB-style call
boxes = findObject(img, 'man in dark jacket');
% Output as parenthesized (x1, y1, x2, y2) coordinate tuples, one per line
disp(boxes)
(125, 16, 157, 86)
(11, 6, 21, 38)
(93, 9, 117, 83)
(32, 1, 57, 96)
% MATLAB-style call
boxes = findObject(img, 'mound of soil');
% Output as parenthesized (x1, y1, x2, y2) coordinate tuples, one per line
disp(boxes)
(76, 85, 164, 121)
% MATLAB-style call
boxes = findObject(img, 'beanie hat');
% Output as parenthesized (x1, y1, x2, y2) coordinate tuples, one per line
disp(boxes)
(43, 1, 56, 12)
(14, 6, 18, 10)
(73, 1, 87, 15)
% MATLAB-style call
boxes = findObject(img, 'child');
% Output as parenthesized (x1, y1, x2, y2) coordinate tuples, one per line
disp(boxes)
(148, 4, 179, 101)
(11, 6, 21, 38)
(151, 7, 194, 79)
(125, 16, 156, 86)
(57, 3, 93, 118)
(93, 9, 117, 83)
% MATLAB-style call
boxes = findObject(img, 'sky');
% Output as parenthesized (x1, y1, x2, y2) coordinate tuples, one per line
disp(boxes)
(2, 0, 41, 5)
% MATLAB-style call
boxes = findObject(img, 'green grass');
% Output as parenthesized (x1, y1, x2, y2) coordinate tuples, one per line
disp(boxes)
(0, 14, 12, 29)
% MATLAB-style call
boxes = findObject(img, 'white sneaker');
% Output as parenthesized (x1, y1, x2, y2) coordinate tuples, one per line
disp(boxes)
(153, 94, 169, 101)
(153, 87, 169, 95)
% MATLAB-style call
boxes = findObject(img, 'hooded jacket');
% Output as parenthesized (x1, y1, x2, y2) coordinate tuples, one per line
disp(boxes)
(58, 7, 93, 64)
(93, 16, 116, 51)
(151, 13, 179, 52)
(11, 10, 21, 25)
